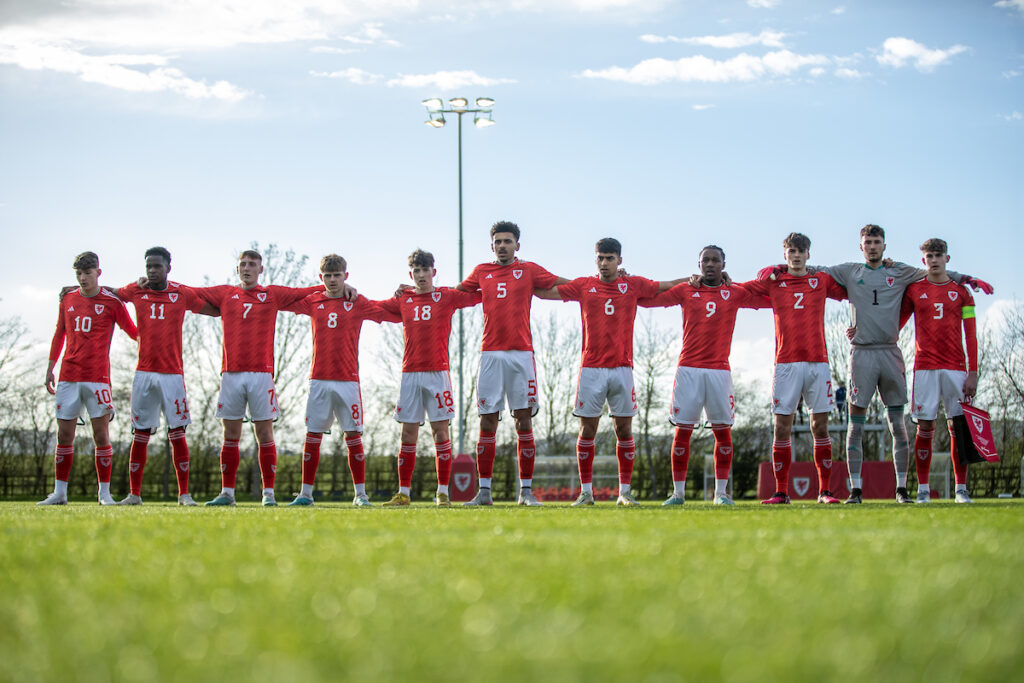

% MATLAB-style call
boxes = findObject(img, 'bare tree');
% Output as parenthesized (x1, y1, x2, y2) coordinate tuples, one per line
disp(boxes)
(633, 310, 677, 498)
(532, 310, 581, 456)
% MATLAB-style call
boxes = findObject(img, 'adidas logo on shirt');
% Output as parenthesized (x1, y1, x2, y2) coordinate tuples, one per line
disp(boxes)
(588, 287, 597, 293)
(779, 282, 787, 288)
(406, 298, 413, 303)
(317, 304, 325, 309)
(232, 294, 240, 299)
(920, 293, 928, 299)
(485, 274, 493, 279)
(691, 293, 701, 298)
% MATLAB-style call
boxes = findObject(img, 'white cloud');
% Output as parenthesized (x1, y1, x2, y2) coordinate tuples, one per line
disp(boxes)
(310, 67, 383, 85)
(640, 29, 786, 49)
(1001, 111, 1023, 121)
(994, 0, 1024, 14)
(832, 6, 846, 14)
(691, 103, 715, 110)
(0, 40, 250, 100)
(341, 23, 401, 47)
(1002, 70, 1021, 78)
(580, 50, 830, 85)
(835, 67, 864, 78)
(876, 37, 968, 71)
(809, 67, 825, 76)
(747, 0, 780, 7)
(310, 46, 359, 55)
(386, 70, 516, 90)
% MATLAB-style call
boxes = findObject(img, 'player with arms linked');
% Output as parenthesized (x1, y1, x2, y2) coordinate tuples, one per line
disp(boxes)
(40, 252, 137, 506)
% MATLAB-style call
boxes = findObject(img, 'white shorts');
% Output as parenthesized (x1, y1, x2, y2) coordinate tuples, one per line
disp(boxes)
(55, 381, 115, 421)
(395, 371, 456, 424)
(477, 350, 538, 415)
(131, 371, 190, 431)
(574, 366, 637, 418)
(912, 369, 967, 421)
(670, 366, 735, 426)
(305, 380, 363, 433)
(216, 372, 280, 422)
(772, 362, 834, 415)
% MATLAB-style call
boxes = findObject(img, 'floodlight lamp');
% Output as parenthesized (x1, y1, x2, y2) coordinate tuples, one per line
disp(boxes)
(448, 97, 468, 109)
(422, 97, 443, 111)
(473, 115, 495, 128)
(426, 117, 446, 128)
(475, 97, 495, 108)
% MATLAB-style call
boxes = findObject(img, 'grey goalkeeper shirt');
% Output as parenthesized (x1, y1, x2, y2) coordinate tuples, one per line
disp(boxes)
(816, 262, 959, 347)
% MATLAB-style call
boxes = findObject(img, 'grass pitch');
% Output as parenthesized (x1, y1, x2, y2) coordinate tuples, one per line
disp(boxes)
(3, 500, 1023, 682)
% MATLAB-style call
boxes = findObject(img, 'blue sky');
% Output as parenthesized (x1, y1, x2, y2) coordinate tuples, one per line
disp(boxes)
(1, 0, 1021, 383)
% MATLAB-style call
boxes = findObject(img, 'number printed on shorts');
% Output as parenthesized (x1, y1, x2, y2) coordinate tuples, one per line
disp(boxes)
(94, 388, 112, 404)
(705, 301, 717, 317)
(73, 315, 93, 333)
(932, 302, 944, 319)
(496, 282, 507, 298)
(528, 379, 537, 397)
(174, 398, 189, 416)
(434, 391, 454, 408)
(793, 292, 805, 309)
(268, 388, 277, 408)
(351, 404, 360, 421)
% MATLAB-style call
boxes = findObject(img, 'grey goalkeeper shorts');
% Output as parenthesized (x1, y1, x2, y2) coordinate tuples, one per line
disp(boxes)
(848, 345, 907, 408)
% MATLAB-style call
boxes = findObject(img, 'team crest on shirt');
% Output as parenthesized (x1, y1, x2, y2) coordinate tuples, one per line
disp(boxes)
(948, 291, 958, 301)
(808, 278, 818, 289)
(793, 477, 811, 496)
(886, 276, 896, 287)
(432, 292, 441, 303)
(618, 282, 628, 294)
(720, 290, 731, 300)
(512, 269, 523, 280)
(169, 293, 178, 303)
(94, 304, 105, 315)
(256, 292, 267, 302)
(343, 302, 354, 311)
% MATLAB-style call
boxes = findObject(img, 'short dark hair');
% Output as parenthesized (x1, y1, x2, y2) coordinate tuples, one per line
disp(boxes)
(73, 251, 99, 271)
(320, 253, 347, 272)
(490, 221, 520, 241)
(783, 232, 811, 251)
(595, 237, 621, 256)
(861, 224, 885, 239)
(920, 238, 948, 255)
(239, 249, 262, 262)
(145, 246, 171, 265)
(408, 249, 435, 268)
(700, 244, 726, 261)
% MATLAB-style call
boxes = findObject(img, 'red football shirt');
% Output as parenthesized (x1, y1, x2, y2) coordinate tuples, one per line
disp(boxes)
(377, 287, 481, 372)
(117, 281, 205, 375)
(289, 293, 398, 381)
(197, 284, 320, 373)
(746, 271, 847, 364)
(640, 281, 767, 370)
(460, 259, 558, 352)
(903, 279, 976, 372)
(49, 290, 138, 384)
(559, 275, 660, 368)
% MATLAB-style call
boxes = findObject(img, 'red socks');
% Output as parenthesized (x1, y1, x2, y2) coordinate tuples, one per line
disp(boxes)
(476, 431, 496, 479)
(517, 430, 536, 480)
(712, 426, 733, 480)
(346, 434, 366, 486)
(54, 445, 74, 483)
(671, 425, 693, 482)
(258, 441, 277, 490)
(915, 428, 934, 486)
(398, 443, 417, 488)
(772, 439, 792, 493)
(303, 433, 322, 486)
(435, 440, 453, 487)
(94, 444, 113, 485)
(128, 431, 150, 495)
(813, 436, 833, 493)
(948, 426, 968, 485)
(169, 427, 190, 496)
(220, 439, 240, 488)
(616, 439, 636, 486)
(576, 437, 595, 485)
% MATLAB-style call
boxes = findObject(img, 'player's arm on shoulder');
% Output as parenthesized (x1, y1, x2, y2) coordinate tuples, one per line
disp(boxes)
(657, 277, 686, 292)
(369, 297, 402, 323)
(827, 275, 848, 301)
(950, 271, 994, 295)
(533, 286, 561, 300)
(733, 281, 770, 309)
(115, 300, 139, 341)
(639, 283, 685, 308)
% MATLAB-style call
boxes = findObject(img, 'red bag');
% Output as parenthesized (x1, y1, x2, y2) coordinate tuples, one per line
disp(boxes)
(960, 401, 999, 463)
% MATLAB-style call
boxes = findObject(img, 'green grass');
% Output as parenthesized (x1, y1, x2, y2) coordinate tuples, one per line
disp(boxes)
(3, 501, 1023, 682)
